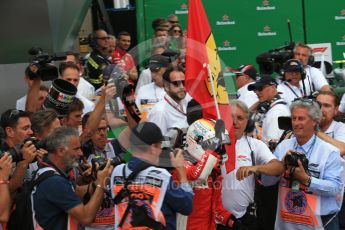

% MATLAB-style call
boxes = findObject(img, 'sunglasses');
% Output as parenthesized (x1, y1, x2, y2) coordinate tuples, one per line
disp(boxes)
(97, 36, 110, 41)
(254, 85, 271, 92)
(174, 30, 182, 33)
(169, 20, 179, 24)
(169, 80, 185, 87)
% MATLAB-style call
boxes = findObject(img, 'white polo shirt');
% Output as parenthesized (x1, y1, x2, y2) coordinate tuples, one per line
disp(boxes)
(237, 83, 259, 109)
(221, 135, 276, 218)
(147, 93, 192, 135)
(262, 99, 290, 144)
(135, 82, 166, 114)
(301, 66, 328, 96)
(277, 82, 303, 106)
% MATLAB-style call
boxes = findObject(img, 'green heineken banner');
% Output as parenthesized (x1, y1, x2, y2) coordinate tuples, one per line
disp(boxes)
(136, 0, 345, 93)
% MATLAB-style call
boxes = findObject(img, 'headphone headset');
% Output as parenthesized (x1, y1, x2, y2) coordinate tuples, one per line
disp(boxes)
(88, 33, 97, 49)
(281, 59, 306, 81)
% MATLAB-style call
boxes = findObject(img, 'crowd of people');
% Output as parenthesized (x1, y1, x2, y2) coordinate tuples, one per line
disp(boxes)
(1, 13, 345, 230)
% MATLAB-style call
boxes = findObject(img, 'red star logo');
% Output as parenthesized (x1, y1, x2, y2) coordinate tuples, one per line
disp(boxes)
(223, 15, 229, 21)
(181, 3, 188, 10)
(262, 0, 270, 6)
(264, 26, 271, 32)
(341, 9, 345, 15)
(223, 40, 230, 47)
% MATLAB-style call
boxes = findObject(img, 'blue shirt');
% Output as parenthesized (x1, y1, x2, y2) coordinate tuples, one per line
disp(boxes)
(273, 135, 344, 215)
(127, 157, 193, 230)
(33, 174, 81, 230)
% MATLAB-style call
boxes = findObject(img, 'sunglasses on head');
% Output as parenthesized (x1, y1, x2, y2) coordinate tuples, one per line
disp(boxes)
(169, 80, 185, 87)
(9, 109, 22, 120)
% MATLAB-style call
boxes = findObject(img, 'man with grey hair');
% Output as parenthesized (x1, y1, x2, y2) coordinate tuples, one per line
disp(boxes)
(33, 126, 113, 230)
(220, 100, 284, 230)
(265, 98, 344, 229)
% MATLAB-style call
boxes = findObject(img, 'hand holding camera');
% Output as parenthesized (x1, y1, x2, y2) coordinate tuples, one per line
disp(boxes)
(284, 150, 310, 185)
(21, 141, 38, 164)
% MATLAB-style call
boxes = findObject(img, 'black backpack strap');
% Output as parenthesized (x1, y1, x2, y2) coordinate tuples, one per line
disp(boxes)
(29, 170, 57, 190)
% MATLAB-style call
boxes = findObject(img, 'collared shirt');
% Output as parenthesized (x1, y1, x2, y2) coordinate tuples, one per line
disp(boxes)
(277, 82, 303, 106)
(221, 135, 276, 218)
(147, 93, 192, 136)
(273, 135, 344, 215)
(324, 120, 345, 142)
(238, 82, 258, 108)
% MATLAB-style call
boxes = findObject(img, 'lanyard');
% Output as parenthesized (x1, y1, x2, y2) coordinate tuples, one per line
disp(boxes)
(284, 82, 304, 98)
(164, 96, 186, 116)
(294, 136, 317, 159)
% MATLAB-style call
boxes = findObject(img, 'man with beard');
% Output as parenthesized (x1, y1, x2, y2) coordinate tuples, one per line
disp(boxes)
(32, 127, 113, 230)
(147, 65, 192, 135)
(316, 91, 345, 156)
(111, 31, 138, 82)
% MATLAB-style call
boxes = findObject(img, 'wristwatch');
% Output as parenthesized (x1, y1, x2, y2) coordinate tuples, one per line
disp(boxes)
(305, 176, 312, 187)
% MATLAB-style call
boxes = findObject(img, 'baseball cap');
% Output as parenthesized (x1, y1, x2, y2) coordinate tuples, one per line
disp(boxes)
(148, 55, 170, 70)
(231, 64, 257, 80)
(130, 122, 164, 145)
(283, 59, 303, 72)
(248, 74, 277, 91)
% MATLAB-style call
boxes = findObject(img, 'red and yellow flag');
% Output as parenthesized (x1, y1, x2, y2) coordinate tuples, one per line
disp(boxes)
(185, 0, 236, 173)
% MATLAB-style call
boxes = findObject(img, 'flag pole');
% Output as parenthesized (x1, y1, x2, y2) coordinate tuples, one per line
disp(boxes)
(206, 63, 221, 119)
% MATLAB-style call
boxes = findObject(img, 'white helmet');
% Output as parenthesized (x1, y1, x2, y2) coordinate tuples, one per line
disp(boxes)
(186, 119, 218, 161)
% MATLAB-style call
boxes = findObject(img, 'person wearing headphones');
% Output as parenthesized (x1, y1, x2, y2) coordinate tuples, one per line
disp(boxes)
(277, 59, 305, 105)
(248, 75, 290, 145)
(86, 29, 112, 90)
(293, 43, 330, 97)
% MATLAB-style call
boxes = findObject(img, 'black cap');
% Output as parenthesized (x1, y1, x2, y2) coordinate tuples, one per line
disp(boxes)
(248, 74, 277, 91)
(148, 55, 170, 70)
(230, 64, 257, 80)
(130, 122, 163, 145)
(283, 59, 303, 72)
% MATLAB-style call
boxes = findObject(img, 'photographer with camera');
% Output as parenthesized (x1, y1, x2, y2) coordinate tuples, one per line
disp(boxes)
(293, 43, 330, 97)
(32, 126, 113, 229)
(277, 59, 305, 105)
(0, 109, 39, 193)
(110, 122, 193, 230)
(218, 100, 284, 230)
(0, 153, 13, 223)
(248, 75, 290, 147)
(264, 98, 343, 229)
